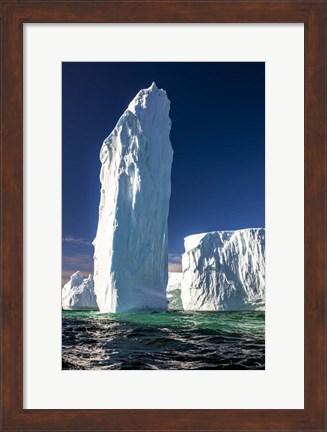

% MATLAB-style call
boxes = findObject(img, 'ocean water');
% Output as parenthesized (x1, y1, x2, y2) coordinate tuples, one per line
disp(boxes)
(62, 310, 265, 370)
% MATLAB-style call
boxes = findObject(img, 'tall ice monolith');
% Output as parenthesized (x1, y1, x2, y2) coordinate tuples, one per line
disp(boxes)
(93, 83, 173, 313)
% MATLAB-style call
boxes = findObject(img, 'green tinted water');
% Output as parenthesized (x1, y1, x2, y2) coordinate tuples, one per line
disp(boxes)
(63, 310, 264, 334)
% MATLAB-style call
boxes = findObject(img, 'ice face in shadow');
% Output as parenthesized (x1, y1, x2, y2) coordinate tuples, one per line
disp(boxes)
(93, 83, 173, 313)
(62, 271, 98, 311)
(167, 272, 183, 311)
(181, 228, 265, 311)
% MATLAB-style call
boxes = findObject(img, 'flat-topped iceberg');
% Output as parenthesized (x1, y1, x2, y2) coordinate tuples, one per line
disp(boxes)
(62, 271, 98, 311)
(93, 83, 173, 313)
(167, 272, 183, 311)
(181, 228, 265, 311)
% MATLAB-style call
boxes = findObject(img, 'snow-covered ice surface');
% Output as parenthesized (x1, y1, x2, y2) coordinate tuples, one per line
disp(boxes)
(62, 271, 98, 311)
(181, 228, 265, 311)
(93, 83, 173, 313)
(167, 272, 183, 311)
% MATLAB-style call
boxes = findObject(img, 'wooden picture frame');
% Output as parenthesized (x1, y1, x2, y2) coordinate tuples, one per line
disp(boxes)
(1, 1, 326, 431)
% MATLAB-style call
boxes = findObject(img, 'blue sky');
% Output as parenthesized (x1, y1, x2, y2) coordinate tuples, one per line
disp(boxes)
(62, 62, 265, 283)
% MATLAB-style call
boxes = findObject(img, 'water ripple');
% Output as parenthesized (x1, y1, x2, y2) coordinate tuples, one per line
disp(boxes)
(62, 311, 265, 370)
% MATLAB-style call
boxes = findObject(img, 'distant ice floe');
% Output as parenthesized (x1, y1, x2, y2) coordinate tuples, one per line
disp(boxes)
(62, 271, 98, 311)
(167, 272, 183, 311)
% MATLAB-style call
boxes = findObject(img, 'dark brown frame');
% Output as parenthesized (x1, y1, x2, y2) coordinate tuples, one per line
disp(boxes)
(1, 1, 326, 431)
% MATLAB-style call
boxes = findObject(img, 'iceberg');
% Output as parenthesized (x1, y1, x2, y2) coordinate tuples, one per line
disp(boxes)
(181, 228, 265, 311)
(167, 272, 183, 311)
(62, 271, 98, 311)
(93, 83, 173, 313)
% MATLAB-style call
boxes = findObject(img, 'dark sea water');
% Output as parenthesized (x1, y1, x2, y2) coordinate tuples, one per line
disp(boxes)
(62, 310, 265, 370)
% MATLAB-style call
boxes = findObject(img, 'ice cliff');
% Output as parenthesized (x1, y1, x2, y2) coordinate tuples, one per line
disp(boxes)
(62, 271, 98, 311)
(93, 82, 173, 313)
(167, 272, 183, 311)
(181, 228, 265, 311)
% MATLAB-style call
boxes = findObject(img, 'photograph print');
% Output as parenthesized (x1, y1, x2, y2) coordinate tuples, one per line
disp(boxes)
(62, 62, 265, 370)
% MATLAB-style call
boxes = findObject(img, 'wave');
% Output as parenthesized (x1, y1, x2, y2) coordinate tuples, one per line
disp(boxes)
(62, 311, 265, 370)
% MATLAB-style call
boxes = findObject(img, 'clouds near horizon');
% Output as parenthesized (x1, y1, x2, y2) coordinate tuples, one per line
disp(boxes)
(168, 253, 182, 272)
(62, 235, 92, 246)
(62, 252, 93, 285)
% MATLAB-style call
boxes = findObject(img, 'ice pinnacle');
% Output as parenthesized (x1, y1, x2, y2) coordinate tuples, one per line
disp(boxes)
(93, 83, 173, 313)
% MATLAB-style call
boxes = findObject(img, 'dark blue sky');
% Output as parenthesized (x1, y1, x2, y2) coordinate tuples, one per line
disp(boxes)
(62, 62, 265, 281)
